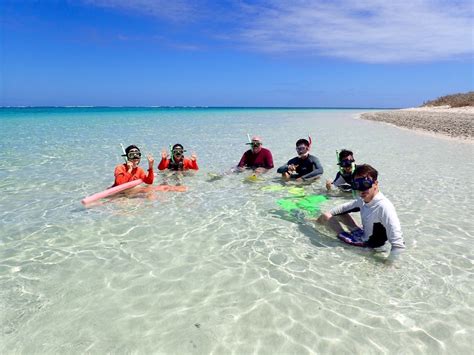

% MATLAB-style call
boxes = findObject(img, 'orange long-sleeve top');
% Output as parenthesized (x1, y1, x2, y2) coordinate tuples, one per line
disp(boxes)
(113, 164, 154, 186)
(158, 158, 199, 171)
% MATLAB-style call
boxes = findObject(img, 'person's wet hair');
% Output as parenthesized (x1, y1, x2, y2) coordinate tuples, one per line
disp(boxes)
(296, 139, 310, 147)
(125, 145, 140, 154)
(339, 149, 353, 161)
(354, 164, 378, 180)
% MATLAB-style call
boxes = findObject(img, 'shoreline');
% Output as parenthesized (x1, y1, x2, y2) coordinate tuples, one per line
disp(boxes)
(359, 106, 473, 142)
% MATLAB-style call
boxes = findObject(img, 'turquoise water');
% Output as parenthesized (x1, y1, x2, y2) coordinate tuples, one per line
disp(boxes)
(1, 107, 473, 353)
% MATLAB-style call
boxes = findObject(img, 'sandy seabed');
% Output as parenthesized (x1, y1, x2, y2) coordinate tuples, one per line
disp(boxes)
(360, 106, 474, 141)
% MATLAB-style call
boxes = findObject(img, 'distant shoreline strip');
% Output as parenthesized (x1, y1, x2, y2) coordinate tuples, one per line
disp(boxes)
(360, 107, 473, 140)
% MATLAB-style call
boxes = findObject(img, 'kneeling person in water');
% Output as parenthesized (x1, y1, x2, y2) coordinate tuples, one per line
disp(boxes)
(277, 138, 323, 182)
(326, 149, 356, 192)
(237, 136, 274, 174)
(158, 143, 198, 171)
(318, 164, 405, 257)
(114, 145, 154, 186)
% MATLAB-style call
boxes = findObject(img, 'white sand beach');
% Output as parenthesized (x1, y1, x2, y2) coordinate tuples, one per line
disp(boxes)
(360, 106, 474, 140)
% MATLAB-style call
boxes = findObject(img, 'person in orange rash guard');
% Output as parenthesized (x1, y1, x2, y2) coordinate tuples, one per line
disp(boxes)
(158, 143, 198, 171)
(114, 145, 155, 186)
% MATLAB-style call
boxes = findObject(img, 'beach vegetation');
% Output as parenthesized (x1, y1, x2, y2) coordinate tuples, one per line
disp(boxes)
(422, 92, 474, 107)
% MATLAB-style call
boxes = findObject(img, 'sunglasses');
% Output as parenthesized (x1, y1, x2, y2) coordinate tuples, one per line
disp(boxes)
(351, 177, 374, 191)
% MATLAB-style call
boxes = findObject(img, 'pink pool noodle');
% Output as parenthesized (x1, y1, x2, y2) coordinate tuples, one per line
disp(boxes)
(81, 179, 143, 205)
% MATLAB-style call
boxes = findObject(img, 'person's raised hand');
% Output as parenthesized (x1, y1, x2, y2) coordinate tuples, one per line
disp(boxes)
(190, 152, 197, 161)
(147, 154, 154, 168)
(161, 149, 168, 159)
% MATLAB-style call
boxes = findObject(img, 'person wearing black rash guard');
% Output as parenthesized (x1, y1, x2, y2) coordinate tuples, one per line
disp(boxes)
(277, 138, 323, 182)
(326, 149, 356, 192)
(318, 164, 405, 259)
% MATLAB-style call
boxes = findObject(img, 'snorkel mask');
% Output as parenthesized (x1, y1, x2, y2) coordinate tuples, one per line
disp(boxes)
(173, 148, 185, 157)
(339, 159, 356, 174)
(245, 135, 263, 151)
(127, 151, 141, 160)
(336, 150, 356, 175)
(296, 144, 309, 157)
(295, 136, 312, 157)
(351, 177, 374, 191)
(246, 140, 262, 149)
(121, 146, 142, 161)
(170, 144, 186, 162)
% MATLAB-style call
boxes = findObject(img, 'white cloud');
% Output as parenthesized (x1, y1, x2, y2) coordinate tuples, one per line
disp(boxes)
(83, 0, 474, 63)
(235, 0, 474, 63)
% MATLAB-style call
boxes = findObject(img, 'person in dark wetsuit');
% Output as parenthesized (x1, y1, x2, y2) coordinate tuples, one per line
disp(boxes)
(326, 149, 356, 192)
(237, 136, 274, 173)
(277, 138, 323, 182)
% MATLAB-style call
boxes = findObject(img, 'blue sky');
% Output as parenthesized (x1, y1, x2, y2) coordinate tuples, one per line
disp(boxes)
(1, 0, 473, 107)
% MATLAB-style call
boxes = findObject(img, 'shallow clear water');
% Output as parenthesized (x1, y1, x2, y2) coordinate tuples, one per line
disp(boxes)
(1, 107, 473, 353)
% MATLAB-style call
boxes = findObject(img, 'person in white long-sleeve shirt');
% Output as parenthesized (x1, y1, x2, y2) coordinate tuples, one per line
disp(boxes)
(318, 164, 405, 256)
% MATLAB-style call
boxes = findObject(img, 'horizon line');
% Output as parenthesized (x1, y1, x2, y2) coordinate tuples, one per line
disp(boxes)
(0, 105, 401, 110)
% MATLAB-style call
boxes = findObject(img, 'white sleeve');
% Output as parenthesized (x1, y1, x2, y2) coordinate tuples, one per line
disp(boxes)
(329, 199, 362, 216)
(381, 202, 405, 250)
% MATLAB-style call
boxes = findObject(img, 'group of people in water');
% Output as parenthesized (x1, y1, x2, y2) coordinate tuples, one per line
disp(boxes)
(113, 135, 405, 259)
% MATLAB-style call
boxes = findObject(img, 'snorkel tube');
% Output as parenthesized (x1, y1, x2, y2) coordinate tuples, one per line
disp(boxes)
(169, 144, 174, 164)
(336, 150, 340, 170)
(120, 143, 128, 164)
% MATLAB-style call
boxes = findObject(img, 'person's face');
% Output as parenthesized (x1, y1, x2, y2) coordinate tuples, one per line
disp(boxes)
(251, 141, 262, 153)
(340, 156, 354, 174)
(173, 148, 184, 160)
(353, 174, 378, 203)
(296, 144, 309, 157)
(127, 149, 141, 167)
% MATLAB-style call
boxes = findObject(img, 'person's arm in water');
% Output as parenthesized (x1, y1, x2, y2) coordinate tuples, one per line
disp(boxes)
(277, 158, 298, 179)
(380, 201, 405, 253)
(158, 149, 170, 170)
(301, 156, 323, 181)
(263, 149, 274, 170)
(277, 162, 289, 174)
(237, 151, 249, 169)
(328, 199, 361, 217)
(326, 172, 340, 190)
(254, 149, 274, 173)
